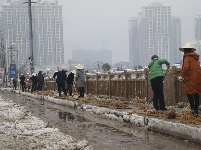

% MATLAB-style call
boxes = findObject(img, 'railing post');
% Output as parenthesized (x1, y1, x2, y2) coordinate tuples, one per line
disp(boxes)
(108, 72, 110, 98)
(124, 70, 128, 100)
(53, 78, 56, 91)
(163, 66, 178, 106)
(86, 74, 88, 95)
(48, 78, 50, 92)
(172, 66, 178, 104)
(96, 73, 99, 95)
(144, 68, 152, 103)
(43, 79, 46, 91)
(46, 78, 48, 91)
(6, 76, 8, 88)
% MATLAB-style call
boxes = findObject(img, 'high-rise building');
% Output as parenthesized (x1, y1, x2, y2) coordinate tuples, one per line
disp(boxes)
(129, 2, 181, 67)
(186, 16, 201, 60)
(194, 16, 201, 40)
(171, 16, 182, 63)
(189, 40, 201, 58)
(0, 32, 6, 69)
(0, 0, 64, 71)
(184, 16, 201, 61)
(128, 18, 138, 69)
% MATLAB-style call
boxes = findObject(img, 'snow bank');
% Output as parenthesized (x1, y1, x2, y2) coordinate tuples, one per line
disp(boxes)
(0, 95, 93, 150)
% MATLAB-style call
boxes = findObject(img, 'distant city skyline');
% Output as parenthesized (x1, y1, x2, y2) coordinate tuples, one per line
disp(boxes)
(129, 2, 182, 68)
(58, 0, 201, 64)
(1, 0, 201, 65)
(72, 49, 112, 67)
(0, 0, 64, 74)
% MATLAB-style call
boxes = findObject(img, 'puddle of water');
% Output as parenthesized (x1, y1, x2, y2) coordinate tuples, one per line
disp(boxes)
(59, 111, 75, 121)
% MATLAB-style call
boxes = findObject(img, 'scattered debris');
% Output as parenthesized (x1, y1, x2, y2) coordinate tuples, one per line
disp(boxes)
(32, 91, 201, 125)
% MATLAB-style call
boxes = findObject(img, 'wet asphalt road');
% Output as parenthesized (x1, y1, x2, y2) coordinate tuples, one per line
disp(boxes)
(0, 90, 201, 150)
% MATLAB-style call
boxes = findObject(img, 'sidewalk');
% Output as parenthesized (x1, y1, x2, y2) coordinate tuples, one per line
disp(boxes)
(2, 88, 201, 145)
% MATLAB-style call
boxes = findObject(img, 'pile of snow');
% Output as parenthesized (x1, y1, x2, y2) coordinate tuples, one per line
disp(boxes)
(0, 96, 93, 150)
(173, 63, 181, 68)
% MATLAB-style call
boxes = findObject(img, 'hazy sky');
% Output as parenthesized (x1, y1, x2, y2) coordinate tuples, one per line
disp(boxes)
(59, 0, 201, 63)
(1, 0, 201, 64)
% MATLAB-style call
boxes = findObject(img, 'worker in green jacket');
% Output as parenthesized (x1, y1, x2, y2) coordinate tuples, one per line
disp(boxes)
(148, 55, 170, 110)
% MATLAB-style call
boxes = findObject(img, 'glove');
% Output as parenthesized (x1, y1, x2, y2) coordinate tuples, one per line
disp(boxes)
(167, 65, 170, 69)
(177, 76, 183, 81)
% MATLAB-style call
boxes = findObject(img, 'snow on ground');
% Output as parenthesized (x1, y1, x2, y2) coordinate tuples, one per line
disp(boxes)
(0, 95, 93, 150)
(2, 88, 201, 145)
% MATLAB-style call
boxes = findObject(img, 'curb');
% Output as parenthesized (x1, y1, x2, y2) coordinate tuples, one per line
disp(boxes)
(3, 89, 201, 144)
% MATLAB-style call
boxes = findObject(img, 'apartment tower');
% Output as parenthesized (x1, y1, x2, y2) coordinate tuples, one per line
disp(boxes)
(128, 18, 138, 69)
(0, 0, 64, 70)
(129, 2, 181, 67)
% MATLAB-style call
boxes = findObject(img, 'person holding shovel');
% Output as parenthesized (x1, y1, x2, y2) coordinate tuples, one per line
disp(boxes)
(178, 43, 201, 114)
(148, 55, 170, 110)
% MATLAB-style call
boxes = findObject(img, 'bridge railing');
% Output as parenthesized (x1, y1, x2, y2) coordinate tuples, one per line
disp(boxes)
(85, 70, 147, 101)
(85, 66, 186, 106)
(42, 66, 186, 106)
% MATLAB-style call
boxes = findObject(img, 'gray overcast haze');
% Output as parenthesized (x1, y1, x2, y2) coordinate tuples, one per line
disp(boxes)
(1, 0, 201, 64)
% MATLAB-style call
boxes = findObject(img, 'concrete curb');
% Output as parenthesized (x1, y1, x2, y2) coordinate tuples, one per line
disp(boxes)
(3, 88, 201, 144)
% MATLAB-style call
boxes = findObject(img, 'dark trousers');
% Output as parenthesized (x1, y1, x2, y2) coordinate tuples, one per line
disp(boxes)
(187, 94, 199, 110)
(13, 84, 17, 90)
(150, 76, 166, 110)
(20, 83, 25, 92)
(57, 82, 66, 96)
(66, 84, 73, 96)
(78, 87, 85, 97)
(31, 83, 37, 92)
(38, 82, 43, 91)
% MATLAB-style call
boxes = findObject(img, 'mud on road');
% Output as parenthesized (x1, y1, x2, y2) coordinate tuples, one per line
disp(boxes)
(1, 90, 201, 150)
